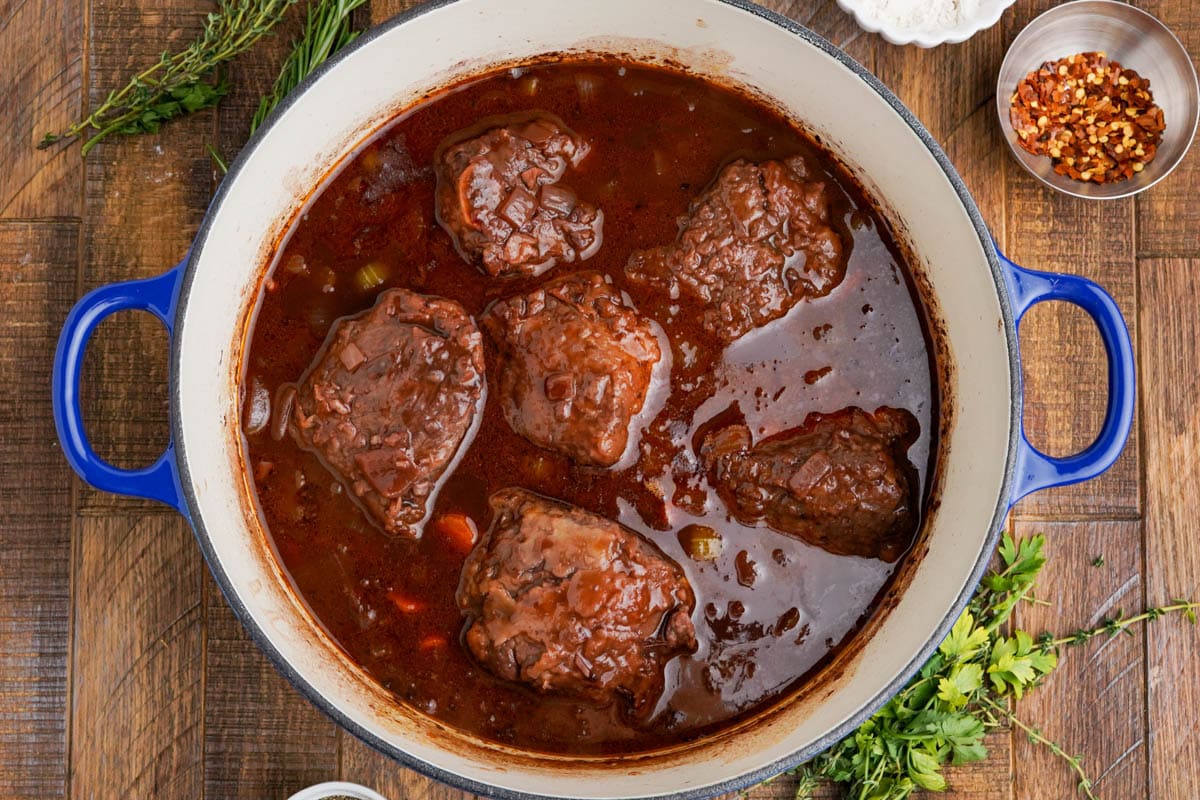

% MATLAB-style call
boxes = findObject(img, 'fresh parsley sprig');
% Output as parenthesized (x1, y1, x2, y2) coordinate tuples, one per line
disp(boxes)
(39, 0, 297, 156)
(761, 533, 1197, 800)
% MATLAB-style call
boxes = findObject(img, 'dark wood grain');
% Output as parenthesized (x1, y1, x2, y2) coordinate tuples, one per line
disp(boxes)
(1003, 1, 1141, 522)
(0, 0, 84, 218)
(368, 0, 424, 23)
(70, 513, 204, 798)
(1011, 520, 1148, 799)
(204, 574, 340, 798)
(1132, 0, 1200, 258)
(198, 7, 345, 795)
(79, 1, 215, 507)
(875, 26, 1015, 800)
(941, 732, 1012, 800)
(1138, 258, 1200, 798)
(210, 3, 306, 175)
(0, 221, 78, 800)
(342, 736, 474, 800)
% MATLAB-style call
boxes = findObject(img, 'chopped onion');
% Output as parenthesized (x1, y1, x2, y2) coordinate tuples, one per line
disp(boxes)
(271, 384, 297, 442)
(243, 376, 271, 435)
(574, 73, 599, 106)
(283, 253, 308, 275)
(359, 147, 383, 174)
(305, 300, 334, 331)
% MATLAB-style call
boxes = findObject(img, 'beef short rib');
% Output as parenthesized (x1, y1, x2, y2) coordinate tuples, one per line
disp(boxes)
(436, 113, 603, 278)
(626, 157, 846, 344)
(701, 406, 919, 561)
(481, 271, 662, 467)
(458, 488, 697, 714)
(289, 288, 485, 536)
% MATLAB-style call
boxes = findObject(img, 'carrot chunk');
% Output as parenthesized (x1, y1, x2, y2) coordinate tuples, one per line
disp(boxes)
(419, 634, 448, 651)
(387, 591, 425, 614)
(432, 512, 478, 553)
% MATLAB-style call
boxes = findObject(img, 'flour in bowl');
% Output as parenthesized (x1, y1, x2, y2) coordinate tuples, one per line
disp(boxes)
(859, 0, 982, 33)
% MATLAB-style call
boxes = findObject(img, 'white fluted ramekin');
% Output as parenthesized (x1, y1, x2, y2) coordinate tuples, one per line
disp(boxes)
(837, 0, 1016, 47)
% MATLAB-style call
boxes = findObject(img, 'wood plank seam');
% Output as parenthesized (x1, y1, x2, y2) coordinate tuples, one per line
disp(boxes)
(66, 0, 92, 779)
(1011, 511, 1143, 522)
(199, 569, 210, 800)
(1, 220, 80, 800)
(0, 216, 83, 223)
(1135, 254, 1151, 800)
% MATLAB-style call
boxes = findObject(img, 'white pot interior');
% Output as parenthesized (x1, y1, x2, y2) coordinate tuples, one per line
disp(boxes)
(175, 0, 1015, 796)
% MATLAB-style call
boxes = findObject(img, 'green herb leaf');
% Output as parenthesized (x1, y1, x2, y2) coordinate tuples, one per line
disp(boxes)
(937, 662, 984, 709)
(908, 749, 946, 791)
(988, 630, 1057, 698)
(772, 532, 1197, 800)
(938, 611, 989, 661)
(39, 0, 296, 155)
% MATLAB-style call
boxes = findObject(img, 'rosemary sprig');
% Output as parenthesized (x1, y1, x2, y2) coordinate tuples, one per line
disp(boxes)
(39, 0, 297, 156)
(250, 0, 368, 134)
(765, 532, 1197, 800)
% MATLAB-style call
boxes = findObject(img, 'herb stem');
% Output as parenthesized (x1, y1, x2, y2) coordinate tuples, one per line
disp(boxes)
(41, 0, 297, 155)
(1046, 601, 1200, 648)
(775, 534, 1194, 800)
(250, 0, 368, 134)
(979, 697, 1097, 800)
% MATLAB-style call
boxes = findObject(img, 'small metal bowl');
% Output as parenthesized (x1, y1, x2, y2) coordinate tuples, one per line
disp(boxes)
(996, 0, 1198, 199)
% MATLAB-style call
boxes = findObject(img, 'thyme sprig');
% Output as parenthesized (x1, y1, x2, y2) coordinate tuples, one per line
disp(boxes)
(39, 0, 297, 155)
(979, 697, 1096, 799)
(761, 533, 1197, 800)
(250, 0, 368, 134)
(1044, 600, 1199, 649)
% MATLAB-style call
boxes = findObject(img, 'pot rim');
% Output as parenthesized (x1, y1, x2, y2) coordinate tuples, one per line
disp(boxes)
(171, 1, 1020, 797)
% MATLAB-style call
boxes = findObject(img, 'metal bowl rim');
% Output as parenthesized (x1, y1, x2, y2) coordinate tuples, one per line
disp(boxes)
(995, 0, 1200, 200)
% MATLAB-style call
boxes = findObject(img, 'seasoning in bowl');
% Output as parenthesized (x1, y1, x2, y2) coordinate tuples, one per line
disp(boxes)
(1009, 52, 1165, 184)
(856, 0, 983, 35)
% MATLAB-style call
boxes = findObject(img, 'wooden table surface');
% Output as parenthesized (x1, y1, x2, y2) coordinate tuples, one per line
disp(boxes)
(3, 1, 1198, 798)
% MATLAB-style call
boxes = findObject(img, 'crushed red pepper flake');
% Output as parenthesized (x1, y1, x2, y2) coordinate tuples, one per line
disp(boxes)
(1010, 51, 1165, 185)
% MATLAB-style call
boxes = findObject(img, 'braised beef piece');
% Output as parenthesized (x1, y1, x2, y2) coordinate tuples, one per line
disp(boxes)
(458, 488, 697, 714)
(481, 271, 662, 467)
(289, 288, 485, 537)
(435, 113, 604, 278)
(626, 157, 846, 344)
(701, 406, 919, 561)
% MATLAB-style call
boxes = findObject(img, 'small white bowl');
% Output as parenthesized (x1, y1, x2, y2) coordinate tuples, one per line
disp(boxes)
(836, 0, 1016, 47)
(286, 781, 389, 800)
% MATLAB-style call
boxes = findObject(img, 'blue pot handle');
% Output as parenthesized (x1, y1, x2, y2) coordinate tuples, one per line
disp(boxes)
(998, 249, 1136, 504)
(52, 259, 189, 517)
